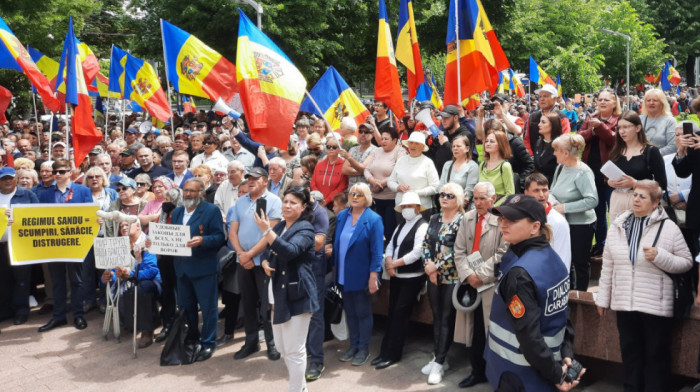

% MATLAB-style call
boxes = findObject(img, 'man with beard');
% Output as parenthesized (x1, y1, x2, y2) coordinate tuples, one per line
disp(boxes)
(168, 178, 225, 362)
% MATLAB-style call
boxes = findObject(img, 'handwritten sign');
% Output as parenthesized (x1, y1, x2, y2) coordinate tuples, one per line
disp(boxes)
(149, 223, 191, 257)
(93, 237, 132, 269)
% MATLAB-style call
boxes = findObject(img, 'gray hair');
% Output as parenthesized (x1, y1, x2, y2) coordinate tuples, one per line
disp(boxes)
(340, 117, 357, 132)
(164, 187, 183, 206)
(40, 160, 55, 169)
(155, 135, 171, 146)
(268, 157, 286, 168)
(227, 160, 245, 171)
(95, 153, 111, 162)
(85, 166, 109, 184)
(109, 140, 127, 150)
(474, 181, 496, 197)
(184, 177, 205, 191)
(135, 173, 152, 185)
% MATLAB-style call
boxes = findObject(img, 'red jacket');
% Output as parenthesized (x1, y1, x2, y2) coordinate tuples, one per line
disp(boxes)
(310, 156, 348, 205)
(578, 113, 619, 165)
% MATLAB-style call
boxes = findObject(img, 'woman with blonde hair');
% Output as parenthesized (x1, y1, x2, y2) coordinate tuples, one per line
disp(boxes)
(640, 88, 677, 155)
(550, 133, 598, 291)
(421, 182, 465, 385)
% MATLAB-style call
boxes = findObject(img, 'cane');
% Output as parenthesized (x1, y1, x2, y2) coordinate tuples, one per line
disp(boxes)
(132, 260, 140, 359)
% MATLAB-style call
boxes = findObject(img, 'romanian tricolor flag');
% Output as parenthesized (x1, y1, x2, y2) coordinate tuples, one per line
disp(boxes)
(161, 20, 237, 103)
(57, 17, 102, 166)
(92, 73, 120, 99)
(182, 95, 196, 113)
(108, 45, 128, 97)
(123, 51, 171, 123)
(444, 0, 509, 106)
(660, 61, 681, 91)
(299, 66, 370, 130)
(77, 39, 99, 88)
(509, 69, 525, 98)
(236, 9, 306, 150)
(375, 0, 404, 118)
(395, 0, 424, 102)
(529, 56, 555, 86)
(0, 17, 59, 112)
(556, 74, 562, 96)
(497, 71, 509, 94)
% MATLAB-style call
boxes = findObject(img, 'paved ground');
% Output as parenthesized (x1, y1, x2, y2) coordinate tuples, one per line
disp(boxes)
(0, 307, 695, 392)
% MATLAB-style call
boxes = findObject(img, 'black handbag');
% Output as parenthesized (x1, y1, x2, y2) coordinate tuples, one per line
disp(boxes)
(324, 284, 343, 325)
(160, 310, 200, 366)
(652, 220, 694, 319)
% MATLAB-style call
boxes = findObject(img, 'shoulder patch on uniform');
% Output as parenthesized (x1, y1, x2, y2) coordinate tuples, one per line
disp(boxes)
(508, 295, 525, 318)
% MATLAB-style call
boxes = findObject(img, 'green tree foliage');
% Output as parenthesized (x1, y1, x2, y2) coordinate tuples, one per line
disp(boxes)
(499, 0, 666, 96)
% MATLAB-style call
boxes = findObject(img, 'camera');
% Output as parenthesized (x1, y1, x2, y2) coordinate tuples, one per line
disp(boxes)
(563, 359, 584, 383)
(482, 102, 494, 111)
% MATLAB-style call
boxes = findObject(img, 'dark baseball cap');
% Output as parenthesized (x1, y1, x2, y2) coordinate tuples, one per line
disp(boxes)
(119, 148, 135, 156)
(439, 104, 460, 117)
(244, 167, 268, 179)
(491, 93, 509, 103)
(125, 127, 139, 134)
(489, 194, 546, 225)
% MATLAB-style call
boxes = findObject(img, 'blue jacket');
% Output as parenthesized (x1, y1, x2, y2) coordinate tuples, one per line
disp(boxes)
(261, 219, 319, 324)
(11, 187, 39, 205)
(37, 182, 93, 204)
(170, 201, 225, 278)
(166, 170, 194, 189)
(332, 208, 384, 292)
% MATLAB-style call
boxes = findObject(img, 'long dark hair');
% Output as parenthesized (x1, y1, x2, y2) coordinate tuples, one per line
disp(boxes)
(283, 187, 314, 222)
(609, 110, 652, 163)
(543, 112, 562, 140)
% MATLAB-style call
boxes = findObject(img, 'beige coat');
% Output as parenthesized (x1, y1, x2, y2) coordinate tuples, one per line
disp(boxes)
(596, 207, 692, 317)
(453, 210, 507, 345)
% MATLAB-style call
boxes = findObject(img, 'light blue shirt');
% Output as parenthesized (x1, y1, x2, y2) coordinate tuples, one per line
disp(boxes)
(228, 191, 282, 266)
(269, 180, 282, 196)
(337, 214, 357, 285)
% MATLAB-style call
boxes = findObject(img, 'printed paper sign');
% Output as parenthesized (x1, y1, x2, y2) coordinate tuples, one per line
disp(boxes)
(148, 222, 191, 257)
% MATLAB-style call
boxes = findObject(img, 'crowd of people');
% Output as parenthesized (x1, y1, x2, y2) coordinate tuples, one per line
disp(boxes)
(0, 83, 699, 392)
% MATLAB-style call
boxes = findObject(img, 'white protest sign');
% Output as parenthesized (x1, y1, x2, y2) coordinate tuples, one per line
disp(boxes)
(149, 223, 192, 257)
(94, 237, 132, 269)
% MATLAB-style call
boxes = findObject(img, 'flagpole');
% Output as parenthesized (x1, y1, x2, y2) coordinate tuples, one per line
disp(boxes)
(304, 90, 339, 145)
(159, 19, 177, 141)
(454, 0, 461, 105)
(105, 97, 110, 141)
(48, 111, 54, 159)
(122, 99, 126, 133)
(65, 103, 71, 161)
(32, 93, 41, 151)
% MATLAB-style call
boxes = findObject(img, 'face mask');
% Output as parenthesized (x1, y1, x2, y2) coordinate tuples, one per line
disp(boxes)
(161, 202, 176, 214)
(401, 208, 417, 221)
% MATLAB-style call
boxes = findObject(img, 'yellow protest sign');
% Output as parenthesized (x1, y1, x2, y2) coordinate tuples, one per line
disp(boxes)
(9, 203, 100, 265)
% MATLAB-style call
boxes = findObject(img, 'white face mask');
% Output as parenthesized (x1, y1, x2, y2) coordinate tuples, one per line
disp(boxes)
(401, 208, 418, 221)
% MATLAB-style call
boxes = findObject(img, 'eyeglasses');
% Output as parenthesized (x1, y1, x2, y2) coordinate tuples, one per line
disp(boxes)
(86, 175, 100, 180)
(359, 130, 373, 135)
(53, 169, 70, 175)
(439, 192, 456, 200)
(309, 147, 322, 153)
(136, 182, 149, 187)
(349, 192, 365, 199)
(326, 145, 339, 150)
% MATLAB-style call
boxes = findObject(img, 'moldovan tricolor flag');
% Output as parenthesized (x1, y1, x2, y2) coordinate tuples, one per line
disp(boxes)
(300, 66, 370, 130)
(375, 0, 404, 118)
(444, 0, 509, 105)
(77, 39, 99, 88)
(57, 17, 102, 167)
(27, 46, 60, 90)
(161, 20, 237, 103)
(0, 16, 59, 112)
(395, 0, 424, 102)
(236, 9, 306, 150)
(108, 45, 128, 97)
(509, 69, 525, 98)
(529, 56, 555, 86)
(123, 51, 171, 123)
(91, 73, 120, 99)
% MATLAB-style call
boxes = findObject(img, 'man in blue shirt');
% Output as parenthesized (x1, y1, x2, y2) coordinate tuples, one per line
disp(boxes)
(228, 167, 282, 360)
(37, 159, 93, 332)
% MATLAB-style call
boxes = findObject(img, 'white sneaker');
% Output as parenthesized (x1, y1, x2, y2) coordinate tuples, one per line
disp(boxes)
(428, 363, 444, 385)
(421, 359, 435, 375)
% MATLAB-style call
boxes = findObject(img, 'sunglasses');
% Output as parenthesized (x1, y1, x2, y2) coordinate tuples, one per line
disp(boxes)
(136, 182, 149, 187)
(326, 145, 339, 150)
(309, 147, 322, 153)
(53, 169, 70, 175)
(359, 130, 373, 135)
(203, 141, 215, 146)
(116, 186, 130, 192)
(439, 192, 456, 200)
(349, 192, 365, 199)
(86, 175, 100, 180)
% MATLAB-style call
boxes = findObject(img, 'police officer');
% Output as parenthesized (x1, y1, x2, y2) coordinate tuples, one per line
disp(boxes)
(485, 195, 583, 391)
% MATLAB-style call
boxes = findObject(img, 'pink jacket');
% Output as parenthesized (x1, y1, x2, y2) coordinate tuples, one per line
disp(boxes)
(595, 207, 692, 317)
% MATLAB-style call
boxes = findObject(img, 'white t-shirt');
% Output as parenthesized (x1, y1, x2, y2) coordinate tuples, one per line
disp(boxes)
(547, 208, 571, 271)
(0, 190, 16, 242)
